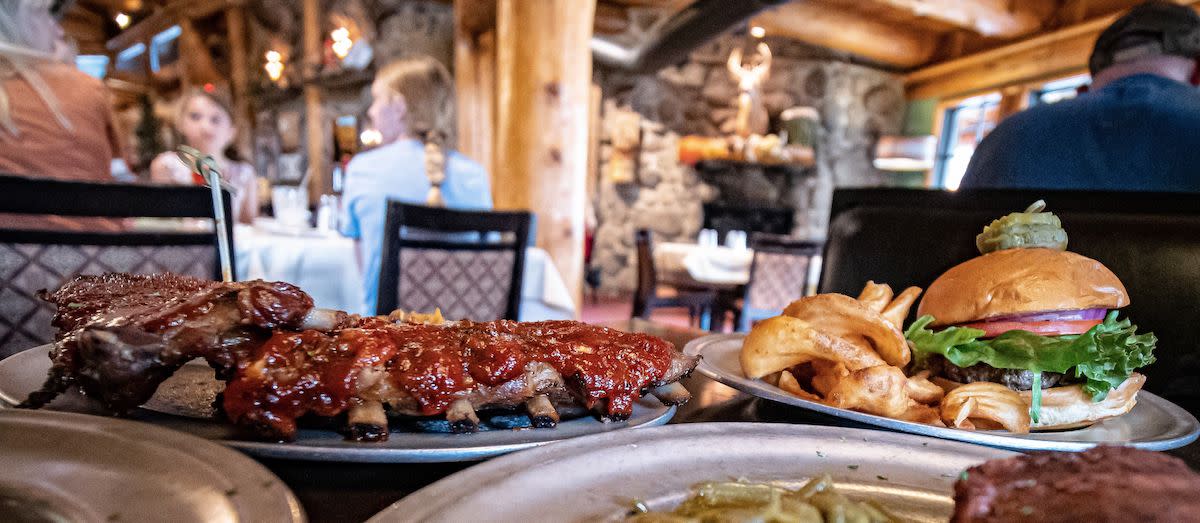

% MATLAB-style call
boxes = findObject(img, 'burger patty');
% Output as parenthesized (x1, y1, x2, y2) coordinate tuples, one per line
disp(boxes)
(927, 356, 1075, 390)
(952, 446, 1200, 522)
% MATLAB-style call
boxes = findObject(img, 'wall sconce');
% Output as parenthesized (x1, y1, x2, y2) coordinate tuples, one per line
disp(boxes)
(360, 129, 382, 147)
(331, 27, 353, 60)
(264, 50, 285, 82)
(115, 13, 131, 29)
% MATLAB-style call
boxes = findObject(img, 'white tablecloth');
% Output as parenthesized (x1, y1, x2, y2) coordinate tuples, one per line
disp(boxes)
(655, 242, 822, 294)
(655, 242, 753, 287)
(234, 223, 576, 319)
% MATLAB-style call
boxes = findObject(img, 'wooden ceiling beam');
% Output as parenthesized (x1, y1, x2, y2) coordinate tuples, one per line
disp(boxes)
(836, 0, 1047, 38)
(904, 1, 1200, 99)
(750, 1, 938, 68)
(106, 0, 243, 52)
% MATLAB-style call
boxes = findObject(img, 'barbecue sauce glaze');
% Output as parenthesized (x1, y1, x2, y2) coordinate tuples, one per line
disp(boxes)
(222, 318, 675, 440)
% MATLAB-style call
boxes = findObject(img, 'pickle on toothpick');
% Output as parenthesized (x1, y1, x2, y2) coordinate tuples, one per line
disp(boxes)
(976, 200, 1069, 254)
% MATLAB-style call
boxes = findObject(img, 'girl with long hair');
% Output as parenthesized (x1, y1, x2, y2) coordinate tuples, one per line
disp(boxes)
(150, 88, 259, 224)
(341, 55, 492, 314)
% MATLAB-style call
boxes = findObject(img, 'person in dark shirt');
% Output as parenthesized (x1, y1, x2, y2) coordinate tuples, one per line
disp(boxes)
(960, 1, 1200, 192)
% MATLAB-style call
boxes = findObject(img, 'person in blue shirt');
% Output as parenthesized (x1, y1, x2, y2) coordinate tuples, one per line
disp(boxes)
(960, 1, 1200, 192)
(340, 56, 492, 314)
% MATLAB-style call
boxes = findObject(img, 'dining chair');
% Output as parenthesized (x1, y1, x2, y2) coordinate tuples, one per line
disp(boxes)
(820, 187, 1200, 413)
(0, 173, 234, 358)
(632, 229, 718, 328)
(377, 202, 532, 321)
(733, 234, 822, 332)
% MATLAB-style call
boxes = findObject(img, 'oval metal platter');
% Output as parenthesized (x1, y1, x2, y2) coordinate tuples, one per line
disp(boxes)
(685, 333, 1200, 452)
(0, 345, 675, 463)
(368, 422, 1017, 523)
(0, 409, 304, 523)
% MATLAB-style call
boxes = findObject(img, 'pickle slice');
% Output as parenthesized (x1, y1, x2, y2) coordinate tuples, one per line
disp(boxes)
(976, 200, 1069, 254)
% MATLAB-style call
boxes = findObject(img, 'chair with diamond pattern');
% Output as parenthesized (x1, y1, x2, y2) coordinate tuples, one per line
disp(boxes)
(0, 173, 233, 358)
(733, 234, 822, 332)
(377, 202, 532, 321)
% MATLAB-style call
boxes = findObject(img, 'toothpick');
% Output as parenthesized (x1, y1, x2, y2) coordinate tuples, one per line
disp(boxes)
(177, 146, 233, 283)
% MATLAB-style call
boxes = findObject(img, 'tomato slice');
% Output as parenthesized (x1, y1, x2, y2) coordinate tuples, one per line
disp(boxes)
(959, 319, 1102, 338)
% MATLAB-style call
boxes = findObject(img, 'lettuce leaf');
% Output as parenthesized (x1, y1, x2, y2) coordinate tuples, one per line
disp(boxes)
(904, 311, 1156, 401)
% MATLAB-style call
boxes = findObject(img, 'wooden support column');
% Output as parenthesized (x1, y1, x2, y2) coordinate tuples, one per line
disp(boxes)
(453, 0, 497, 182)
(494, 0, 595, 314)
(226, 6, 254, 162)
(302, 0, 328, 201)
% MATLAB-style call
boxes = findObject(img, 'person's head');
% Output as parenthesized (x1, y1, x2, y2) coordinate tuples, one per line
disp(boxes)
(175, 88, 237, 157)
(0, 0, 70, 136)
(368, 56, 455, 147)
(1089, 1, 1200, 89)
(0, 0, 62, 57)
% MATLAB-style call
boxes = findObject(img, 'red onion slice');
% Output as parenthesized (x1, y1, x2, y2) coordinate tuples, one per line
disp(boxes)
(985, 308, 1107, 323)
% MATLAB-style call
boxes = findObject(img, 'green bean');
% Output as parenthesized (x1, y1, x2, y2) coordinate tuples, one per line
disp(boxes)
(627, 479, 894, 523)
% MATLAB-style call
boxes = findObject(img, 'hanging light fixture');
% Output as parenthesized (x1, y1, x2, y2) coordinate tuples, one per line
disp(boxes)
(331, 27, 353, 59)
(264, 50, 285, 82)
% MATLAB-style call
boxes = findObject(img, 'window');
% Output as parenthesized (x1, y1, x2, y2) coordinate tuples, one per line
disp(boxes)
(75, 55, 109, 79)
(934, 92, 1001, 190)
(114, 42, 146, 73)
(149, 25, 182, 73)
(1029, 74, 1090, 106)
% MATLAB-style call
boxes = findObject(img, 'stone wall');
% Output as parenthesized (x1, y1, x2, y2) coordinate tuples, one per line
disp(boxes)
(592, 32, 907, 292)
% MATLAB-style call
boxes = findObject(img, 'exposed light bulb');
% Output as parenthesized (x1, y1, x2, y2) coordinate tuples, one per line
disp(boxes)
(265, 50, 284, 82)
(750, 26, 765, 38)
(331, 27, 353, 59)
(115, 13, 131, 29)
(360, 129, 382, 146)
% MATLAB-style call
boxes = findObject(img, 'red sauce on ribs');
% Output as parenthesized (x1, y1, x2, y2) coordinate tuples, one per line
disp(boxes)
(222, 318, 676, 440)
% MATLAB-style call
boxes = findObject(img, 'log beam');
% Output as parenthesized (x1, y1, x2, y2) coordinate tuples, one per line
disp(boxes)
(453, 0, 497, 181)
(494, 0, 595, 315)
(750, 2, 937, 68)
(226, 6, 254, 162)
(302, 0, 328, 201)
(854, 0, 1045, 38)
(906, 1, 1200, 99)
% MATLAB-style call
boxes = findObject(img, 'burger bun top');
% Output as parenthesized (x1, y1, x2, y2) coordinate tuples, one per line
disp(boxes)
(917, 248, 1128, 327)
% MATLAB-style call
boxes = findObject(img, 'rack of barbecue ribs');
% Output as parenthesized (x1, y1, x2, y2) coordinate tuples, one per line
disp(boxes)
(19, 273, 699, 442)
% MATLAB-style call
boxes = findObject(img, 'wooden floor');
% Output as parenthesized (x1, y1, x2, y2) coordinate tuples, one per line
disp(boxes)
(579, 294, 694, 328)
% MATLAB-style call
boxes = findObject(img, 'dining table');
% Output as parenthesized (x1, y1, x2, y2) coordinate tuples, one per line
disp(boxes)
(256, 318, 1200, 523)
(654, 241, 822, 293)
(233, 220, 576, 319)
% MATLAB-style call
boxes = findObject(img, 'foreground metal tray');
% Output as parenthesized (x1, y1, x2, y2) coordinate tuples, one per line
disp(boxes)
(685, 333, 1200, 452)
(0, 345, 674, 463)
(370, 422, 1016, 523)
(0, 409, 304, 522)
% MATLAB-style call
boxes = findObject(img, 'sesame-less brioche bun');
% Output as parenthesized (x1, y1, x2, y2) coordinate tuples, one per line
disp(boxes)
(916, 248, 1129, 327)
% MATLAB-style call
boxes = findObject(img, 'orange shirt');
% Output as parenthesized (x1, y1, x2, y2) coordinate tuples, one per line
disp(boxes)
(0, 62, 121, 181)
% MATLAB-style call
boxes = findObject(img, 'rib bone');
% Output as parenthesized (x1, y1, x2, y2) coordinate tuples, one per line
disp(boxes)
(525, 394, 559, 428)
(446, 398, 481, 433)
(346, 400, 389, 442)
(650, 382, 692, 406)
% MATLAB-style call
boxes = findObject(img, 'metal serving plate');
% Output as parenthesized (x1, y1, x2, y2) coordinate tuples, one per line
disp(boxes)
(0, 409, 303, 523)
(686, 333, 1200, 452)
(0, 345, 675, 463)
(369, 422, 1016, 523)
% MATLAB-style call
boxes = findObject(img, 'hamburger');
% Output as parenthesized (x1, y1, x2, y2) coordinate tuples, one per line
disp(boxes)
(905, 202, 1156, 429)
